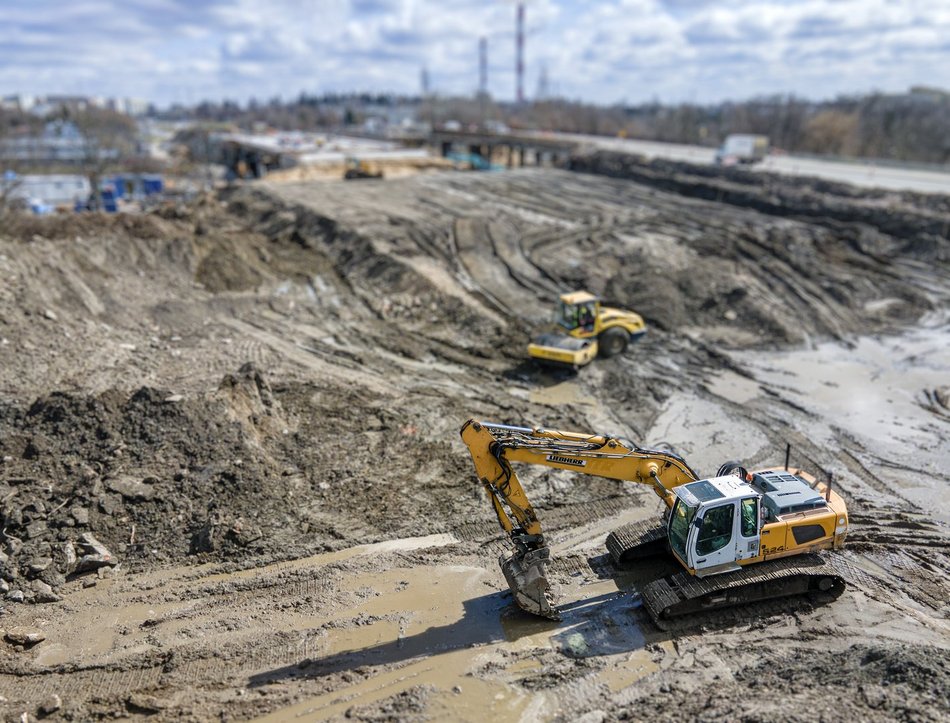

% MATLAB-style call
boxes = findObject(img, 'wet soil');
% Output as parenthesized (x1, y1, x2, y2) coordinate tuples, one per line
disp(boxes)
(0, 160, 948, 721)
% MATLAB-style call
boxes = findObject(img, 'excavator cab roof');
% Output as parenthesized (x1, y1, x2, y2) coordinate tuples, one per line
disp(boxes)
(559, 291, 598, 305)
(674, 475, 757, 508)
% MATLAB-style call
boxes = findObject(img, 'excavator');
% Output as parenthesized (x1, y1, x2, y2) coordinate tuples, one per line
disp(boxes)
(460, 419, 850, 627)
(527, 291, 646, 368)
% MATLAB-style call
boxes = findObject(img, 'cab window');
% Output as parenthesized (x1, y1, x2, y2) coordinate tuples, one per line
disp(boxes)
(696, 504, 734, 556)
(557, 301, 579, 330)
(578, 303, 595, 330)
(740, 498, 758, 537)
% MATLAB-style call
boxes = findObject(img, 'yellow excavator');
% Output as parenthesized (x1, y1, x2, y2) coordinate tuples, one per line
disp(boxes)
(527, 291, 646, 368)
(460, 419, 850, 627)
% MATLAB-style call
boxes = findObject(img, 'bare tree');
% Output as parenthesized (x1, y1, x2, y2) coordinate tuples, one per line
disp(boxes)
(0, 109, 23, 218)
(69, 107, 138, 210)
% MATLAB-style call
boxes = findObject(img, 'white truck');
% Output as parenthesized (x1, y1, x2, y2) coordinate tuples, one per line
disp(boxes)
(714, 134, 769, 165)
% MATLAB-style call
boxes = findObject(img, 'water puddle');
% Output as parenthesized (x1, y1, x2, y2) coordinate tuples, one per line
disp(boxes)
(253, 561, 649, 722)
(529, 380, 596, 407)
(745, 325, 950, 519)
(705, 369, 762, 404)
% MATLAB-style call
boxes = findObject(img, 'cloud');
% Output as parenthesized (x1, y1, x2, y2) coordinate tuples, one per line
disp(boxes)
(0, 0, 947, 106)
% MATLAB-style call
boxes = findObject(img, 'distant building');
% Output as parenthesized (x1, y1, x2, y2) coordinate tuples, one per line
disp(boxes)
(1, 173, 91, 212)
(1, 93, 151, 118)
(0, 120, 118, 164)
(0, 94, 36, 112)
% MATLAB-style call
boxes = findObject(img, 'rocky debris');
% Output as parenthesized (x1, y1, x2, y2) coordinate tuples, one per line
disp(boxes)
(107, 476, 156, 501)
(126, 692, 167, 713)
(74, 533, 117, 573)
(27, 557, 52, 574)
(4, 626, 45, 646)
(189, 514, 263, 554)
(38, 694, 61, 716)
(31, 580, 62, 603)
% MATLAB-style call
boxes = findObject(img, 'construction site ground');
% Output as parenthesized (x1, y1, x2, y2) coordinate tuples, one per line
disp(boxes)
(0, 154, 948, 721)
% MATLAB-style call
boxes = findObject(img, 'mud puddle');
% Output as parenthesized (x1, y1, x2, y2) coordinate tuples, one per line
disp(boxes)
(255, 556, 650, 722)
(744, 324, 950, 520)
(529, 380, 596, 407)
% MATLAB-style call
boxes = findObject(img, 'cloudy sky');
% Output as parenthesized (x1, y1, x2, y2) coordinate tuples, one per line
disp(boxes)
(1, 0, 948, 107)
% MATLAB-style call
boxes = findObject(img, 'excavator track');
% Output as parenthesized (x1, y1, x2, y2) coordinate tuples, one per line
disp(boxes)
(606, 520, 667, 565)
(640, 552, 847, 629)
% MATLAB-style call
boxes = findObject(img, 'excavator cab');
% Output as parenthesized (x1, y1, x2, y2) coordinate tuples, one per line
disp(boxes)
(668, 477, 763, 576)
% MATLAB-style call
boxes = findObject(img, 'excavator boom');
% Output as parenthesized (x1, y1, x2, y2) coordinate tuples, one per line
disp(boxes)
(460, 419, 699, 618)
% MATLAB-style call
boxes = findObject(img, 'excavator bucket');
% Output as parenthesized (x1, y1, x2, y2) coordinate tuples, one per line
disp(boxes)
(499, 546, 560, 620)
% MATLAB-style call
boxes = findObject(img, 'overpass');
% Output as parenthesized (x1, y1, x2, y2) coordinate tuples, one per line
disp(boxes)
(430, 129, 578, 169)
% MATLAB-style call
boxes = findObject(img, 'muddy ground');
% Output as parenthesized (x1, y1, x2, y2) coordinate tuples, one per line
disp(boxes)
(0, 153, 948, 721)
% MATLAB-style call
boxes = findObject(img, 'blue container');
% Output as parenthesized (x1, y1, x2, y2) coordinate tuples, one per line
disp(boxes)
(143, 175, 163, 195)
(100, 188, 118, 213)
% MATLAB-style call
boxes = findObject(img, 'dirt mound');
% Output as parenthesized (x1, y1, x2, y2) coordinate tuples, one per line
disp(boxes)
(0, 362, 488, 604)
(0, 210, 178, 243)
(570, 150, 950, 252)
(0, 365, 282, 596)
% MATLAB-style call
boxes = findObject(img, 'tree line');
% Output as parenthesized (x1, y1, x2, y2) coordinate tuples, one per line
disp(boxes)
(158, 86, 950, 166)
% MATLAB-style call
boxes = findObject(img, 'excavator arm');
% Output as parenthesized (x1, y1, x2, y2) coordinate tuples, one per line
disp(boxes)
(459, 419, 699, 618)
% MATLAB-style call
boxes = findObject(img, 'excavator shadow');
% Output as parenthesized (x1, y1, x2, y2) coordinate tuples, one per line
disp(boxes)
(247, 585, 653, 688)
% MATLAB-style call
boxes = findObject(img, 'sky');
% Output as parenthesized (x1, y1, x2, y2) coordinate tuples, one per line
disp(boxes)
(0, 0, 948, 107)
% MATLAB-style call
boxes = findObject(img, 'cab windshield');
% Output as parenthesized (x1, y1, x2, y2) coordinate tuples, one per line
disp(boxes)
(557, 301, 595, 331)
(669, 498, 697, 562)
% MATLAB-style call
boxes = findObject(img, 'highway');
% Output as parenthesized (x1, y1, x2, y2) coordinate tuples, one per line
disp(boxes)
(532, 132, 950, 195)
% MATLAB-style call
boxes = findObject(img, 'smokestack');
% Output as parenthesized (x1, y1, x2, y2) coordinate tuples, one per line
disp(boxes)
(420, 66, 430, 97)
(516, 3, 525, 103)
(479, 36, 487, 96)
